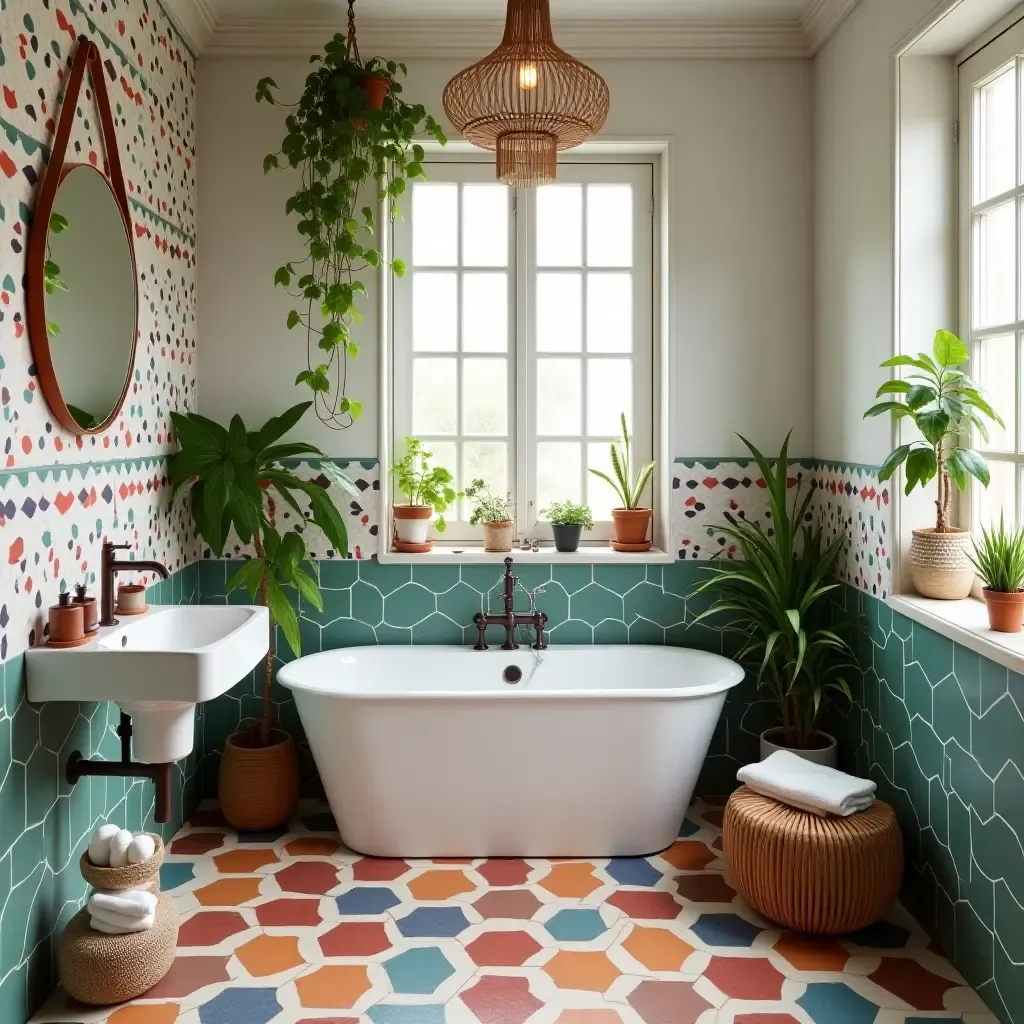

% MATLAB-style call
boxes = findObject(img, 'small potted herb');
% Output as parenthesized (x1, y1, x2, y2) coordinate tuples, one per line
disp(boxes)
(542, 500, 594, 553)
(589, 413, 656, 552)
(390, 437, 461, 553)
(465, 479, 515, 552)
(967, 515, 1024, 632)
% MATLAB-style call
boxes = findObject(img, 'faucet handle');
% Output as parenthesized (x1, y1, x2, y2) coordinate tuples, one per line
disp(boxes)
(106, 542, 130, 550)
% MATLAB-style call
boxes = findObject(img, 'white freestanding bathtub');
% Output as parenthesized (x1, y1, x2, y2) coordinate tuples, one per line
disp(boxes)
(278, 645, 744, 857)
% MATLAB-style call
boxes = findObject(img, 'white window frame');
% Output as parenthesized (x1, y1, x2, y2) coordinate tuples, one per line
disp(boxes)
(378, 141, 673, 563)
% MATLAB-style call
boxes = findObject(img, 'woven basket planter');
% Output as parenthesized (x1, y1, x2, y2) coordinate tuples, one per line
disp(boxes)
(219, 728, 300, 831)
(482, 521, 515, 553)
(723, 786, 903, 934)
(79, 834, 164, 892)
(910, 528, 974, 600)
(59, 891, 178, 1005)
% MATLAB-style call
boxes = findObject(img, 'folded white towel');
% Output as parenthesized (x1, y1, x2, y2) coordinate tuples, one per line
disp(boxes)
(737, 750, 877, 817)
(90, 889, 158, 919)
(87, 824, 120, 867)
(127, 834, 156, 864)
(89, 908, 155, 934)
(107, 829, 133, 868)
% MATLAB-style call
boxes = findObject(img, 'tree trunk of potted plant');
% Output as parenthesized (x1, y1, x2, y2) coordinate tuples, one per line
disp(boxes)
(218, 535, 300, 831)
(483, 521, 515, 552)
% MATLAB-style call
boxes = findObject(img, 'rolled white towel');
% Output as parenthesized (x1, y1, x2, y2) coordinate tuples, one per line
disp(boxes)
(737, 750, 877, 817)
(89, 908, 155, 934)
(127, 834, 156, 864)
(87, 824, 120, 866)
(107, 829, 134, 868)
(90, 889, 158, 919)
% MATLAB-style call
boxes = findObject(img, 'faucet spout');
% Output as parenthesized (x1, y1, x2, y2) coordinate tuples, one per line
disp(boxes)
(99, 541, 171, 626)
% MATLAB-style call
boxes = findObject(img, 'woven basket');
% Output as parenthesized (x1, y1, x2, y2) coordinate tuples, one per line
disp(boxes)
(219, 728, 300, 831)
(80, 834, 164, 891)
(723, 786, 903, 934)
(910, 528, 974, 600)
(482, 521, 515, 553)
(59, 891, 178, 1005)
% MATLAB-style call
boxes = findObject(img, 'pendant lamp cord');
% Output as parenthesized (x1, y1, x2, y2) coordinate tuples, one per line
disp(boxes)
(346, 0, 361, 64)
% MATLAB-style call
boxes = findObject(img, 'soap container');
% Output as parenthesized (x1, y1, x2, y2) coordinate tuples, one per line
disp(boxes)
(73, 583, 98, 634)
(49, 592, 85, 645)
(117, 582, 147, 614)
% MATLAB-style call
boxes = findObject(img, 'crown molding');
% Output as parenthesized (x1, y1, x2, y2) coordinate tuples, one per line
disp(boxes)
(159, 0, 217, 54)
(802, 0, 862, 53)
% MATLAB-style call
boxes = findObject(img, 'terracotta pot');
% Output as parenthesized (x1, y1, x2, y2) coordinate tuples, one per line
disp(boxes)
(611, 508, 653, 551)
(393, 504, 433, 547)
(910, 528, 974, 600)
(983, 589, 1024, 633)
(219, 728, 300, 831)
(552, 524, 582, 553)
(361, 74, 391, 110)
(483, 520, 515, 552)
(118, 583, 147, 611)
(49, 596, 85, 644)
(760, 728, 838, 769)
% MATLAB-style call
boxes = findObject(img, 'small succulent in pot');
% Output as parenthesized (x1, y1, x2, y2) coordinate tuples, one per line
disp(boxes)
(465, 479, 515, 553)
(967, 515, 1024, 633)
(542, 500, 594, 553)
(588, 413, 655, 552)
(390, 437, 461, 552)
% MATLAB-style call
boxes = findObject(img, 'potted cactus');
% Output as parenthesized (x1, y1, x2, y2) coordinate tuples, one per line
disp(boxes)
(967, 516, 1024, 632)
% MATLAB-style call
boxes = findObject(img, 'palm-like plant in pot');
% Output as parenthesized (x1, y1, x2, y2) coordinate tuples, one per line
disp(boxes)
(390, 437, 461, 553)
(169, 401, 357, 829)
(967, 516, 1024, 632)
(865, 329, 1003, 599)
(589, 413, 655, 552)
(689, 433, 856, 766)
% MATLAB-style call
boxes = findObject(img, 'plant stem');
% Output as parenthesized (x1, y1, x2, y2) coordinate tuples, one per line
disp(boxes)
(253, 533, 274, 748)
(936, 438, 948, 533)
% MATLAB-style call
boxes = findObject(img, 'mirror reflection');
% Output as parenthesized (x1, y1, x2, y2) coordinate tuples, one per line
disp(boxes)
(44, 165, 135, 430)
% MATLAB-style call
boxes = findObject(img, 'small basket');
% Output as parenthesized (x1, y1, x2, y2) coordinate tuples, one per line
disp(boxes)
(80, 833, 164, 891)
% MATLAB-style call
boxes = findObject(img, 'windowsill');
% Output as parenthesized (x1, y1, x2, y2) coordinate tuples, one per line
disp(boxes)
(378, 545, 677, 565)
(888, 593, 1024, 675)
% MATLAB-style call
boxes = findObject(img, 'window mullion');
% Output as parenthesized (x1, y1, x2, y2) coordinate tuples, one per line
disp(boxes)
(516, 187, 531, 537)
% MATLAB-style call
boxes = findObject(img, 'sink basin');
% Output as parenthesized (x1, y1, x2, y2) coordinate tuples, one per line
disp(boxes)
(27, 605, 269, 762)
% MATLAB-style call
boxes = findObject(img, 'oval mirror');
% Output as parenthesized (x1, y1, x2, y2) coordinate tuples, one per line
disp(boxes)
(27, 41, 138, 435)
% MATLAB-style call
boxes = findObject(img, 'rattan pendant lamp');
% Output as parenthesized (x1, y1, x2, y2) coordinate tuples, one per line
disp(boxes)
(443, 0, 610, 187)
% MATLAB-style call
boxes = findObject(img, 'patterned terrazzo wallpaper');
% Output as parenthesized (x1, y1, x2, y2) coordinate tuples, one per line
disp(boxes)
(0, 1, 199, 1020)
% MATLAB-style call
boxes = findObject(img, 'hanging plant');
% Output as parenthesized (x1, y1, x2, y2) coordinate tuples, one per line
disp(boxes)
(256, 0, 446, 429)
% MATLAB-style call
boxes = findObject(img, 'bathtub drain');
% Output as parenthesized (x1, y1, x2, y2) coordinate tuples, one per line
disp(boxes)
(503, 665, 523, 685)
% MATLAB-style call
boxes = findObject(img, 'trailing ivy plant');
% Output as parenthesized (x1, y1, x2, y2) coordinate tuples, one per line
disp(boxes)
(256, 38, 446, 429)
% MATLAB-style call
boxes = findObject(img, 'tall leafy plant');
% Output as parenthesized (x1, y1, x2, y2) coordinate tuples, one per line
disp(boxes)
(864, 329, 1003, 532)
(257, 37, 446, 430)
(689, 432, 856, 749)
(169, 401, 358, 746)
(588, 413, 655, 509)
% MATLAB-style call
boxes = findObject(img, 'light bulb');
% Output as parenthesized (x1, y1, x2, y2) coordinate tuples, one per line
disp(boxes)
(518, 62, 539, 91)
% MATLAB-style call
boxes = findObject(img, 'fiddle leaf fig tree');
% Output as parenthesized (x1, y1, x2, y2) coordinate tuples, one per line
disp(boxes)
(864, 330, 1004, 533)
(256, 35, 446, 430)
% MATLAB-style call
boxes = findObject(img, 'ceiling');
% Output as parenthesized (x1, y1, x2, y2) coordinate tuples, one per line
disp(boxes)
(166, 0, 861, 58)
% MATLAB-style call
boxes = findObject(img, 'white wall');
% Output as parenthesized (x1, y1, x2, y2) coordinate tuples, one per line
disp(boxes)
(813, 0, 947, 465)
(199, 56, 813, 459)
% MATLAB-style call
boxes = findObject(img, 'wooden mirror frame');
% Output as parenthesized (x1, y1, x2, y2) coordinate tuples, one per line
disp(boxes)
(26, 40, 138, 436)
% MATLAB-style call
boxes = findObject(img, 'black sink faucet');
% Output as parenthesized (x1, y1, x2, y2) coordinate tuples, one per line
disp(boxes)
(99, 541, 171, 627)
(473, 557, 548, 651)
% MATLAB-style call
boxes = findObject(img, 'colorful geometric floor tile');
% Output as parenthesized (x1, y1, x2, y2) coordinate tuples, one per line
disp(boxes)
(30, 797, 994, 1024)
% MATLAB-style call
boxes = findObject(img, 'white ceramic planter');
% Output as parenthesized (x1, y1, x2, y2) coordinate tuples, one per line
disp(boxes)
(394, 514, 430, 545)
(760, 728, 838, 769)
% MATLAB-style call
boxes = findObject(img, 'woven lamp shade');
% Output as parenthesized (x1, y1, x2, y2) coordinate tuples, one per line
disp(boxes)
(443, 0, 610, 186)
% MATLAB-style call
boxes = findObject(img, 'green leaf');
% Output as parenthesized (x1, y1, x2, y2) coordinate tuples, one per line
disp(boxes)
(863, 401, 912, 420)
(933, 329, 969, 368)
(881, 354, 933, 372)
(286, 310, 301, 330)
(917, 409, 951, 445)
(49, 212, 69, 234)
(904, 447, 937, 496)
(875, 380, 911, 397)
(265, 576, 301, 657)
(225, 557, 265, 599)
(906, 385, 936, 411)
(263, 153, 279, 174)
(392, 258, 407, 278)
(955, 448, 991, 488)
(47, 321, 60, 337)
(274, 265, 291, 287)
(292, 567, 323, 611)
(878, 444, 912, 482)
(251, 402, 312, 453)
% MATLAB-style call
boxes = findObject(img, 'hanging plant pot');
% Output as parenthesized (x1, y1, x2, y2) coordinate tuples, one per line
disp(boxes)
(350, 74, 391, 129)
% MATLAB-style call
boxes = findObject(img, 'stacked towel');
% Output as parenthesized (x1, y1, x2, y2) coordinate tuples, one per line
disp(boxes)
(86, 826, 156, 867)
(88, 888, 157, 935)
(737, 750, 876, 817)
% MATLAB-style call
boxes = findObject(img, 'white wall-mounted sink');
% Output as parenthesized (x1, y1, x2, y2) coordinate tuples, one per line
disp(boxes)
(27, 605, 269, 762)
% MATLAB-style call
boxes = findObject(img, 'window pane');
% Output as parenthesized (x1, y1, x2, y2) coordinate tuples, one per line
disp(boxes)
(537, 358, 582, 436)
(537, 185, 582, 267)
(587, 441, 621, 521)
(463, 442, 508, 517)
(537, 273, 582, 352)
(537, 442, 582, 512)
(587, 359, 633, 436)
(463, 185, 508, 266)
(412, 184, 457, 266)
(976, 334, 1015, 451)
(975, 201, 1016, 329)
(413, 272, 457, 352)
(976, 66, 1016, 203)
(587, 273, 633, 353)
(463, 358, 507, 436)
(413, 358, 457, 434)
(463, 273, 508, 352)
(977, 459, 1016, 529)
(587, 185, 633, 267)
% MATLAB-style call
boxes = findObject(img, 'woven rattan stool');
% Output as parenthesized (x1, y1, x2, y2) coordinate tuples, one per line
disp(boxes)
(723, 784, 903, 934)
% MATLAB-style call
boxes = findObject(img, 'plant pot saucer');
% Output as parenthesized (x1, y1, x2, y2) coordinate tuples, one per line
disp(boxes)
(393, 540, 434, 554)
(117, 604, 150, 616)
(46, 634, 95, 649)
(610, 540, 653, 553)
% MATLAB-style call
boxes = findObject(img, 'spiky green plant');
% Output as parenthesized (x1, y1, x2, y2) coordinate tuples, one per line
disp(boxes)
(688, 432, 856, 749)
(588, 413, 655, 510)
(967, 515, 1024, 593)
